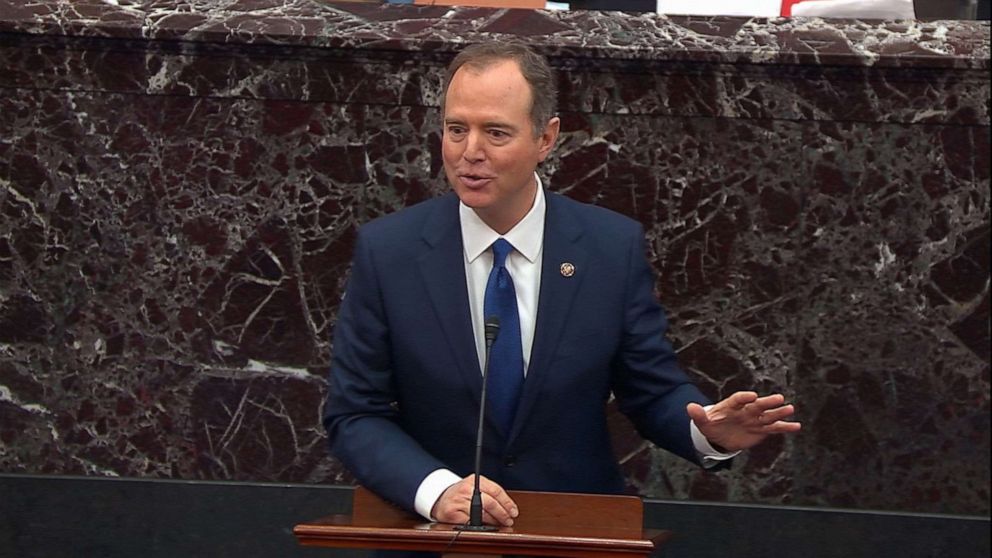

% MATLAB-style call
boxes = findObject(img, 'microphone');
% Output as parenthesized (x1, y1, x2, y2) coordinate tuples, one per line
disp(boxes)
(455, 316, 500, 532)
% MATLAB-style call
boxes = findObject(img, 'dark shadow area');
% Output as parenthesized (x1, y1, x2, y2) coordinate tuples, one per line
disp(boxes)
(2, 475, 988, 558)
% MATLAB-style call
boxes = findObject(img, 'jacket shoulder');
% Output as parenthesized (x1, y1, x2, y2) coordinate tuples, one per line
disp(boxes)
(358, 193, 458, 244)
(547, 191, 643, 236)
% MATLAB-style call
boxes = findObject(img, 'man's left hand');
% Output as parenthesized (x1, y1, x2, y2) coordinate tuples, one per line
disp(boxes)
(687, 391, 801, 452)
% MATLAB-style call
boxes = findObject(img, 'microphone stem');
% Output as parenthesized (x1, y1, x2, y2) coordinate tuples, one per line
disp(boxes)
(453, 317, 498, 533)
(469, 336, 494, 527)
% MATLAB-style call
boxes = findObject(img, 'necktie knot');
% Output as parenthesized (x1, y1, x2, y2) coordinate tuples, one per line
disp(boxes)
(491, 238, 513, 268)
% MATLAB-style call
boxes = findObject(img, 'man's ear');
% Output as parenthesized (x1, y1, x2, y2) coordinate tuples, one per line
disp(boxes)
(537, 117, 561, 162)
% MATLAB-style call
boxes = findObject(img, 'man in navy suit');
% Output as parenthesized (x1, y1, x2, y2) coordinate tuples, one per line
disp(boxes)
(323, 41, 800, 527)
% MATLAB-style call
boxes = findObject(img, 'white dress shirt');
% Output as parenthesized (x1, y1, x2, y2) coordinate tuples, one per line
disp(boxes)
(413, 175, 736, 521)
(461, 178, 546, 377)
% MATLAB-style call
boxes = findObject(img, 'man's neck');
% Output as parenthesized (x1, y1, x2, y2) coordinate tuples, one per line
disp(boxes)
(474, 179, 538, 235)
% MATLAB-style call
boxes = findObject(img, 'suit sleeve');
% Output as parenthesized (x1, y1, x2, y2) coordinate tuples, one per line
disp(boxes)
(323, 227, 448, 512)
(610, 226, 714, 465)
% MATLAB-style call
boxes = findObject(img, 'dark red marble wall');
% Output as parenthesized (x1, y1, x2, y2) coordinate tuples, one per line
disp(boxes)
(0, 1, 988, 515)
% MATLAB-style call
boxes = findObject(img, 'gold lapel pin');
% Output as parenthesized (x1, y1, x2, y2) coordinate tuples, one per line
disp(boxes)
(560, 262, 575, 277)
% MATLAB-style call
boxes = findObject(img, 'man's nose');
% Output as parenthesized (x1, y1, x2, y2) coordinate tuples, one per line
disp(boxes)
(462, 131, 486, 162)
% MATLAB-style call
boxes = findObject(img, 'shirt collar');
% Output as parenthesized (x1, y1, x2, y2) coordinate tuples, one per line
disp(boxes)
(460, 173, 546, 264)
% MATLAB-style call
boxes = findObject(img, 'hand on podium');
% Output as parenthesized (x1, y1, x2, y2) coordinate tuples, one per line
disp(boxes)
(687, 391, 802, 452)
(432, 474, 519, 527)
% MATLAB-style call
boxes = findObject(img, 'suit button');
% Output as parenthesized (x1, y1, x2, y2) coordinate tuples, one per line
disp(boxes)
(504, 455, 516, 468)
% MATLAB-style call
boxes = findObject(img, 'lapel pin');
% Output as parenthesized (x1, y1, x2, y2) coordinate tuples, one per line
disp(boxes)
(560, 262, 575, 277)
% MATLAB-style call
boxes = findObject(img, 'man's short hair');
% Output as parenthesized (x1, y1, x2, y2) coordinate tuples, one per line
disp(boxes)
(442, 41, 558, 138)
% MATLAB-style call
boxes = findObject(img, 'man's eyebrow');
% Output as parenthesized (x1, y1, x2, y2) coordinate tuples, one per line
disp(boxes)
(443, 117, 515, 127)
(442, 117, 520, 133)
(482, 120, 518, 131)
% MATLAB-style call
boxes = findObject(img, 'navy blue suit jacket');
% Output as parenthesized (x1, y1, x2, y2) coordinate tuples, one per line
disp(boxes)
(324, 190, 712, 513)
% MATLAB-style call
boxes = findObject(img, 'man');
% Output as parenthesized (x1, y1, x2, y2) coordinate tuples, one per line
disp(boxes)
(324, 41, 800, 527)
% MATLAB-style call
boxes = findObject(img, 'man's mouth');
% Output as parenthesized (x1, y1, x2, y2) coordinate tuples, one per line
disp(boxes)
(458, 173, 495, 189)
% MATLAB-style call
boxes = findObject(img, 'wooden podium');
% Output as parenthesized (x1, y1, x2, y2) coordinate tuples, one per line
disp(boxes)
(294, 486, 670, 557)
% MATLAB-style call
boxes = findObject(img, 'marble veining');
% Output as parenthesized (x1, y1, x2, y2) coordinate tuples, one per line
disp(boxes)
(0, 1, 988, 515)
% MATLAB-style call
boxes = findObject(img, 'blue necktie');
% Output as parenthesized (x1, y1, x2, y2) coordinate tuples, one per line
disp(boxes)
(484, 238, 524, 435)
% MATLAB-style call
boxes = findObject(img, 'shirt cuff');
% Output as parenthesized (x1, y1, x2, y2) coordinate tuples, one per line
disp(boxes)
(414, 468, 463, 521)
(691, 406, 741, 468)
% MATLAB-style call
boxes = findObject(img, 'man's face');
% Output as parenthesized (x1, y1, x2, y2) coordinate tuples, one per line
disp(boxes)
(442, 59, 559, 234)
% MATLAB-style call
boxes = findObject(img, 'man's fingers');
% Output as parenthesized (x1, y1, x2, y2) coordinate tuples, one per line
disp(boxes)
(477, 476, 518, 526)
(748, 393, 787, 412)
(686, 402, 709, 425)
(760, 404, 795, 422)
(495, 490, 519, 518)
(432, 475, 523, 527)
(729, 391, 759, 408)
(743, 394, 790, 421)
(479, 493, 514, 526)
(755, 404, 801, 432)
(432, 478, 473, 524)
(769, 420, 802, 432)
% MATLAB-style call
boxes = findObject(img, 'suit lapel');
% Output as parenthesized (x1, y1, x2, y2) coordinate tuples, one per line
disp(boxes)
(508, 193, 588, 442)
(417, 195, 484, 401)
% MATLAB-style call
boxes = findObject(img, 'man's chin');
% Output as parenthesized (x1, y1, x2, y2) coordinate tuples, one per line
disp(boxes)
(453, 188, 493, 209)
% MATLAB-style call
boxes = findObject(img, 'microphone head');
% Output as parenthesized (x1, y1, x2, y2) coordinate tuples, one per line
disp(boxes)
(484, 316, 500, 343)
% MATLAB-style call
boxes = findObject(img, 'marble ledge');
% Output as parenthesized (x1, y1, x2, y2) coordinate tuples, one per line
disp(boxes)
(0, 0, 988, 70)
(1, 4, 988, 127)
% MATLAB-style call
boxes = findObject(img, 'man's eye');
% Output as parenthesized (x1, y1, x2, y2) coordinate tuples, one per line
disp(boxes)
(489, 129, 509, 139)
